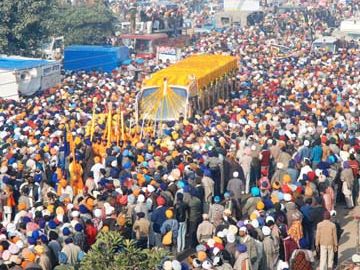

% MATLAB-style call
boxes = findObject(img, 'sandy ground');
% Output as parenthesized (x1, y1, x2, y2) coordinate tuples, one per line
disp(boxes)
(338, 204, 360, 265)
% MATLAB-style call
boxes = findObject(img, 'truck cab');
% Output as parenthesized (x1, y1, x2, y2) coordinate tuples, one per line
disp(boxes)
(119, 33, 169, 59)
(312, 36, 338, 54)
(338, 19, 360, 43)
(41, 37, 64, 61)
(119, 33, 189, 59)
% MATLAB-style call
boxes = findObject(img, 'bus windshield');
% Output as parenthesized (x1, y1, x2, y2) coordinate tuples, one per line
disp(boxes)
(312, 42, 335, 53)
(135, 39, 151, 53)
(139, 86, 188, 121)
(121, 38, 134, 48)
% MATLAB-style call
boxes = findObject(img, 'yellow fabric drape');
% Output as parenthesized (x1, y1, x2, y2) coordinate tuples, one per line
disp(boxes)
(90, 103, 96, 142)
(139, 54, 238, 121)
(66, 124, 75, 161)
(106, 103, 112, 147)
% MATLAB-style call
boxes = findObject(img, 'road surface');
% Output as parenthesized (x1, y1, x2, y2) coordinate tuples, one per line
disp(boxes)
(338, 204, 360, 265)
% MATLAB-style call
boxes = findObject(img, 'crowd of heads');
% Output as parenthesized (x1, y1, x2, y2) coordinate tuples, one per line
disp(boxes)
(0, 0, 359, 269)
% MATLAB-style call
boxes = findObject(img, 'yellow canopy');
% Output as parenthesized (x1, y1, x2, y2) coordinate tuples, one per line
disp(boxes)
(139, 54, 238, 121)
(143, 54, 238, 90)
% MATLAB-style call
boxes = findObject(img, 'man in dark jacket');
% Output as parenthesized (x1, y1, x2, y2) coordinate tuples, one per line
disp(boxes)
(187, 192, 202, 248)
(309, 196, 325, 249)
(300, 198, 313, 249)
(151, 195, 168, 246)
(175, 193, 188, 253)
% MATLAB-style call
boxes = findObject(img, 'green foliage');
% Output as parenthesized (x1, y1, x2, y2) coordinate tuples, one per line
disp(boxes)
(142, 246, 172, 270)
(49, 2, 117, 46)
(80, 231, 123, 270)
(80, 231, 171, 270)
(0, 0, 52, 56)
(0, 0, 117, 56)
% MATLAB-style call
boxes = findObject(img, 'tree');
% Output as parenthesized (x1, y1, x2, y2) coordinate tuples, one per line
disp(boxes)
(47, 1, 117, 46)
(0, 0, 117, 56)
(80, 231, 171, 270)
(0, 0, 53, 56)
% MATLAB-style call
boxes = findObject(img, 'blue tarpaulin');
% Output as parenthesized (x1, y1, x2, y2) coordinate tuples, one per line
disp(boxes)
(64, 45, 129, 72)
(121, 58, 145, 65)
(0, 58, 51, 71)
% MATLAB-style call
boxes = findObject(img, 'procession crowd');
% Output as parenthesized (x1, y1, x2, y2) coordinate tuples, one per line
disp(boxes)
(0, 0, 359, 270)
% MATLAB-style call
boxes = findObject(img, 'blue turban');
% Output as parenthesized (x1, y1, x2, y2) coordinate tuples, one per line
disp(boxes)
(110, 168, 120, 178)
(251, 187, 260, 197)
(32, 230, 40, 240)
(38, 219, 46, 229)
(123, 161, 132, 169)
(75, 223, 83, 232)
(263, 198, 274, 210)
(79, 205, 88, 214)
(299, 237, 309, 249)
(144, 175, 151, 183)
(160, 183, 168, 191)
(63, 227, 71, 236)
(327, 155, 336, 165)
(204, 169, 212, 177)
(236, 244, 247, 253)
(181, 262, 189, 270)
(85, 139, 92, 146)
(177, 180, 185, 189)
(28, 237, 36, 245)
(22, 216, 31, 224)
(48, 220, 57, 229)
(34, 173, 42, 183)
(40, 235, 48, 243)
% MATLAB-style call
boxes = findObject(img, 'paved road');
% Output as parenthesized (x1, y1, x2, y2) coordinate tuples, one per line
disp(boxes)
(338, 204, 360, 265)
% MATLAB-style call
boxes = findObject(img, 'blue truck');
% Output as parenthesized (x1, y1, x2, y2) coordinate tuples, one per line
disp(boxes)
(63, 45, 130, 73)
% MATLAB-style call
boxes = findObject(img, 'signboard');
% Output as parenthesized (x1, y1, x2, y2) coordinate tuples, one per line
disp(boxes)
(240, 0, 260, 11)
(224, 0, 260, 11)
(41, 63, 61, 90)
(224, 0, 242, 11)
(156, 46, 181, 64)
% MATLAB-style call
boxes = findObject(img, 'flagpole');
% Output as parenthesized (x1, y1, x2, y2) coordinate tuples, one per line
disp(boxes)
(90, 97, 97, 142)
(65, 123, 76, 165)
(116, 108, 120, 146)
(107, 102, 112, 147)
(121, 111, 125, 141)
(129, 118, 133, 139)
(140, 117, 145, 140)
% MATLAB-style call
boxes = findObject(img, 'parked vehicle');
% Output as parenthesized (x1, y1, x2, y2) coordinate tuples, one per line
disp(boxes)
(119, 33, 189, 59)
(136, 54, 238, 121)
(312, 36, 338, 53)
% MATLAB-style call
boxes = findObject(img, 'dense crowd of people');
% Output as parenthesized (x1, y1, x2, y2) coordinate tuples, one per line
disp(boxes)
(0, 0, 359, 270)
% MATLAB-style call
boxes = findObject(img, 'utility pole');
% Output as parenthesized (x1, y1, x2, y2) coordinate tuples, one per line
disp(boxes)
(129, 3, 137, 34)
(303, 10, 314, 42)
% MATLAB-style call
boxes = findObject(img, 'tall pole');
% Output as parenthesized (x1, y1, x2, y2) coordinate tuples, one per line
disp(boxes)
(106, 102, 112, 147)
(90, 97, 97, 142)
(129, 3, 137, 33)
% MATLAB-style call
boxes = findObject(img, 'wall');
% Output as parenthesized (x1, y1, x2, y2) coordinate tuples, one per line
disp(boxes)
(0, 71, 20, 100)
